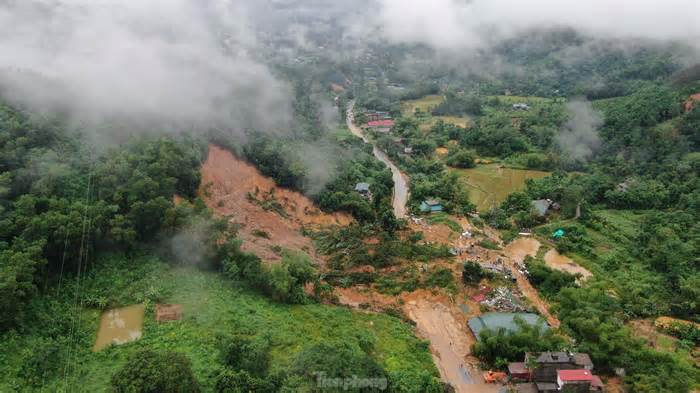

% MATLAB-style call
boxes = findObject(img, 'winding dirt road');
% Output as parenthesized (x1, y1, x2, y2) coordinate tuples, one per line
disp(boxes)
(346, 101, 409, 218)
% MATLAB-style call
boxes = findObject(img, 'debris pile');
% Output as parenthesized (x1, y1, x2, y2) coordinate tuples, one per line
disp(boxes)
(480, 287, 526, 312)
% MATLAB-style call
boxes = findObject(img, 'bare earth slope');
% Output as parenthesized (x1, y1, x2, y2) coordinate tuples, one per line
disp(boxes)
(199, 144, 351, 262)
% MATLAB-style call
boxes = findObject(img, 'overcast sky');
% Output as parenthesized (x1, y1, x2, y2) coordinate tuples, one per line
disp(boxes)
(0, 0, 292, 133)
(375, 0, 700, 50)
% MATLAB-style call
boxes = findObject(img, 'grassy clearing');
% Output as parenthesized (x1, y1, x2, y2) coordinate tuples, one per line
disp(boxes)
(0, 256, 437, 392)
(401, 95, 444, 114)
(426, 212, 463, 233)
(451, 164, 550, 212)
(400, 95, 471, 130)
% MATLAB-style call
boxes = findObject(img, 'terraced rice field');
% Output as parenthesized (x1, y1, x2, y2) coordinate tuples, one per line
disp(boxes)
(452, 164, 550, 212)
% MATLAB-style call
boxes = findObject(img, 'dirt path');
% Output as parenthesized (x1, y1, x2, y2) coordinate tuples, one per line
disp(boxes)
(347, 101, 409, 218)
(403, 296, 501, 393)
(503, 237, 561, 328)
(199, 144, 350, 262)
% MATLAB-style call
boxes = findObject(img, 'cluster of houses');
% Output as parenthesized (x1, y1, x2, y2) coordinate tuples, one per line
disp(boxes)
(363, 110, 395, 134)
(509, 352, 604, 393)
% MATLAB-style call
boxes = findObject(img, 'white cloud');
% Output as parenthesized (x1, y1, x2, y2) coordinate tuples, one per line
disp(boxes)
(376, 0, 700, 50)
(0, 0, 292, 133)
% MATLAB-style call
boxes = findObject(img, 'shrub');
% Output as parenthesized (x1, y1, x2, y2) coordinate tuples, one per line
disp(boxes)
(471, 318, 567, 368)
(214, 369, 276, 393)
(221, 336, 271, 377)
(525, 256, 578, 298)
(111, 349, 200, 393)
(424, 267, 456, 290)
(462, 261, 491, 285)
(445, 150, 476, 169)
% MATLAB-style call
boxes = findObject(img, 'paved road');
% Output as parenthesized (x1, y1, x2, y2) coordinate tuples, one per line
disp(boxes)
(346, 101, 409, 218)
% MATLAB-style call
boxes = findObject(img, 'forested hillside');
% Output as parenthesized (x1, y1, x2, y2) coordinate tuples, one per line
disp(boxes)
(0, 86, 440, 391)
(1, 2, 699, 392)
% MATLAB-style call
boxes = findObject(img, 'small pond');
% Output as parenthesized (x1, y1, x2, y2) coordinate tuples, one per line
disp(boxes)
(93, 304, 145, 351)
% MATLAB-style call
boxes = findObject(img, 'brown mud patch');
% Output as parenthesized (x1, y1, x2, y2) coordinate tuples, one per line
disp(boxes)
(334, 286, 397, 310)
(544, 249, 592, 280)
(502, 239, 560, 328)
(199, 144, 351, 262)
(402, 291, 500, 393)
(503, 237, 540, 263)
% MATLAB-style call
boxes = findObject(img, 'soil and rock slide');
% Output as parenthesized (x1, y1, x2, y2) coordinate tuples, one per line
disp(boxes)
(503, 237, 560, 328)
(199, 144, 351, 263)
(334, 220, 564, 391)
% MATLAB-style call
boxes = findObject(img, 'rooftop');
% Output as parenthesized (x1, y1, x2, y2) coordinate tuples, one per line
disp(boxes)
(574, 353, 593, 368)
(526, 351, 594, 368)
(508, 362, 529, 375)
(558, 369, 594, 382)
(468, 312, 548, 340)
(367, 120, 395, 127)
(531, 199, 552, 217)
(354, 182, 370, 192)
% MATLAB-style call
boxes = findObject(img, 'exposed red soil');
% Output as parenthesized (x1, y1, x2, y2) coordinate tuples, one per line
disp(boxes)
(334, 286, 397, 310)
(199, 144, 351, 263)
(402, 290, 500, 392)
(685, 93, 700, 112)
(503, 238, 560, 328)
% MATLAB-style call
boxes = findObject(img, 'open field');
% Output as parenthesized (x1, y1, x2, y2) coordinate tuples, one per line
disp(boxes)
(451, 164, 550, 212)
(400, 95, 471, 129)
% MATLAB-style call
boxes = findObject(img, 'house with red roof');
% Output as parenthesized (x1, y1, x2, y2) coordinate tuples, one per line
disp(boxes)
(511, 352, 603, 393)
(557, 369, 603, 392)
(366, 119, 395, 134)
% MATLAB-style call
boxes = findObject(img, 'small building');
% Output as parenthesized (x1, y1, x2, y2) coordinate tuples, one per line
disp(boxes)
(515, 356, 601, 392)
(525, 352, 594, 383)
(364, 111, 392, 122)
(155, 304, 182, 322)
(403, 147, 413, 154)
(420, 199, 444, 213)
(468, 312, 548, 341)
(354, 182, 372, 199)
(557, 369, 594, 392)
(367, 119, 395, 128)
(531, 199, 558, 217)
(513, 103, 530, 110)
(508, 362, 531, 381)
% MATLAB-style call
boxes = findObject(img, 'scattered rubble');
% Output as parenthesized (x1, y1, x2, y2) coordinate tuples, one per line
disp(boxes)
(480, 287, 527, 313)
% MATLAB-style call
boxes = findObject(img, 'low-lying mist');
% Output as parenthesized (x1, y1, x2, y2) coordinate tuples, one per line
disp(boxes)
(0, 0, 292, 138)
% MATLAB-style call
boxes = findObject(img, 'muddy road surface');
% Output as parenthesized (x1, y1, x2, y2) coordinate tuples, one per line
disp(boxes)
(347, 101, 409, 218)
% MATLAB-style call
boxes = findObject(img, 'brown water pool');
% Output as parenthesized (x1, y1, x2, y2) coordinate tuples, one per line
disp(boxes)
(93, 304, 145, 351)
